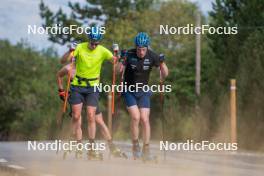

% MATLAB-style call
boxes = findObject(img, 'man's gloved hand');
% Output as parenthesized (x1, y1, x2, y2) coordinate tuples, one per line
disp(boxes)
(120, 49, 127, 65)
(159, 53, 165, 63)
(120, 49, 127, 58)
(58, 89, 66, 101)
(69, 42, 78, 52)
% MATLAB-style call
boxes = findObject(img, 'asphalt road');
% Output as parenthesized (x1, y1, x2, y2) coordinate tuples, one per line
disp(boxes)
(0, 141, 264, 176)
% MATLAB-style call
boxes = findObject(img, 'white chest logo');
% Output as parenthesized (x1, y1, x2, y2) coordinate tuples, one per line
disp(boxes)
(143, 66, 149, 70)
(131, 65, 137, 69)
(144, 58, 150, 65)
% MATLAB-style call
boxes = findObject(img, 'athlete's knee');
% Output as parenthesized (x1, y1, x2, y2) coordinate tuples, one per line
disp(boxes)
(95, 115, 103, 125)
(140, 116, 150, 126)
(87, 114, 96, 124)
(88, 118, 96, 125)
(87, 108, 96, 118)
(131, 114, 140, 124)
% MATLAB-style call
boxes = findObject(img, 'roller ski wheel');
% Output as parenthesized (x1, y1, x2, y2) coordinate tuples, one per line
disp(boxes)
(142, 154, 158, 164)
(112, 150, 128, 159)
(110, 145, 128, 159)
(87, 150, 103, 161)
(132, 144, 142, 160)
(120, 151, 128, 159)
(142, 144, 158, 163)
(133, 151, 142, 160)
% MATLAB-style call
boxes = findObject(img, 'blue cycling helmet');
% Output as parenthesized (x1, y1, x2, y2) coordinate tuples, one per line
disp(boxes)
(134, 32, 150, 47)
(88, 26, 103, 41)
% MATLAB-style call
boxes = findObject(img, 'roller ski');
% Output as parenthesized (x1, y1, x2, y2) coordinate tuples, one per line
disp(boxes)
(109, 143, 128, 159)
(132, 142, 142, 160)
(62, 149, 71, 160)
(87, 150, 103, 161)
(75, 149, 83, 159)
(62, 141, 73, 160)
(142, 144, 158, 163)
(62, 144, 83, 160)
(63, 149, 83, 160)
(142, 153, 158, 163)
(62, 150, 72, 160)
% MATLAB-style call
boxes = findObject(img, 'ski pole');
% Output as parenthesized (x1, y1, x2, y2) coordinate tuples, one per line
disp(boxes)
(63, 51, 74, 113)
(56, 51, 74, 154)
(115, 49, 127, 121)
(159, 54, 166, 161)
(120, 49, 127, 83)
(112, 43, 119, 115)
(56, 51, 74, 128)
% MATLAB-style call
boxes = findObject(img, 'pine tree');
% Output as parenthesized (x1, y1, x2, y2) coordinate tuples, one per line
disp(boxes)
(39, 0, 154, 44)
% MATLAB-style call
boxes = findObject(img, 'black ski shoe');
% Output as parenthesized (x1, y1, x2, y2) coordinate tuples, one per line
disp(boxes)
(87, 150, 103, 161)
(132, 142, 142, 160)
(109, 143, 128, 159)
(142, 144, 158, 163)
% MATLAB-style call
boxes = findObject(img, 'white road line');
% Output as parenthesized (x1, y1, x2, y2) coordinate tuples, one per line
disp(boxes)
(7, 164, 25, 170)
(0, 158, 8, 163)
(236, 151, 264, 157)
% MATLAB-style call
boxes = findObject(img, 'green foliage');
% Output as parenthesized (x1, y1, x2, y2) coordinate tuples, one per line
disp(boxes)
(0, 40, 61, 140)
(205, 0, 264, 150)
(236, 30, 264, 150)
(39, 0, 154, 44)
(208, 0, 264, 92)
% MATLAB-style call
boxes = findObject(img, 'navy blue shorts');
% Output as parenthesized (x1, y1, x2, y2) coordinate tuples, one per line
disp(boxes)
(95, 106, 101, 115)
(69, 86, 99, 107)
(122, 91, 152, 108)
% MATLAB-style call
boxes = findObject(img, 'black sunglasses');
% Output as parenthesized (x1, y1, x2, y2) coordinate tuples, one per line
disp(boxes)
(90, 41, 100, 46)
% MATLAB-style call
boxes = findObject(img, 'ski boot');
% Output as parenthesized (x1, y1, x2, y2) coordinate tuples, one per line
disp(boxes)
(109, 143, 128, 159)
(87, 150, 103, 161)
(132, 141, 142, 160)
(142, 144, 158, 163)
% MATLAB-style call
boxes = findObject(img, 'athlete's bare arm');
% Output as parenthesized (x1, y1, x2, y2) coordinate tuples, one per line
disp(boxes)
(160, 62, 169, 79)
(108, 55, 119, 64)
(117, 62, 125, 74)
(56, 67, 68, 90)
(60, 51, 72, 64)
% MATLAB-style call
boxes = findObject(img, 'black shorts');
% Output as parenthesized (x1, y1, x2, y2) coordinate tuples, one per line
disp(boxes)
(69, 85, 99, 107)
